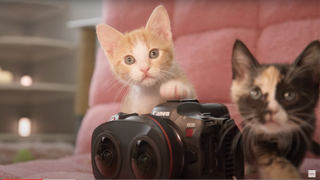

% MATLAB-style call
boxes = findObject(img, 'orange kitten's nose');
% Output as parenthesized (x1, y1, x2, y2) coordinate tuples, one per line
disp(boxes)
(140, 68, 150, 74)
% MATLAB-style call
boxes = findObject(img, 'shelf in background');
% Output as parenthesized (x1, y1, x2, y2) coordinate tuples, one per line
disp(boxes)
(0, 36, 78, 63)
(66, 17, 102, 29)
(0, 82, 75, 104)
(0, 133, 75, 143)
(0, 0, 66, 23)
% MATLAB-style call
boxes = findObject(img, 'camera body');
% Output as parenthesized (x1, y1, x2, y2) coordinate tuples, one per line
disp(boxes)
(91, 100, 244, 179)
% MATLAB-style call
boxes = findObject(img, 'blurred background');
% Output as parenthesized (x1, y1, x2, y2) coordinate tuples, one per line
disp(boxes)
(0, 0, 102, 164)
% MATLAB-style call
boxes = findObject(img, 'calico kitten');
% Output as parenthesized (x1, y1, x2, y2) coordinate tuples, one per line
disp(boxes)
(96, 6, 196, 114)
(231, 40, 320, 179)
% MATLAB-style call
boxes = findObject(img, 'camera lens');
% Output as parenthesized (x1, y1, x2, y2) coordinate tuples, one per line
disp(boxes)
(101, 149, 113, 165)
(138, 154, 151, 171)
(131, 140, 158, 179)
(94, 135, 119, 178)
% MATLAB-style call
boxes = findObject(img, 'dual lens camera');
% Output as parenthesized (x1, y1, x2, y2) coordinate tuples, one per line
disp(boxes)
(91, 100, 244, 179)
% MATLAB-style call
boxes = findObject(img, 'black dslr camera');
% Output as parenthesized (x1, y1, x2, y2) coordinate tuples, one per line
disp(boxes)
(91, 100, 244, 179)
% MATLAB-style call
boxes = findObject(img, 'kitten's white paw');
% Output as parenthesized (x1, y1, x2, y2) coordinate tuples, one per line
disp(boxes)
(160, 80, 190, 99)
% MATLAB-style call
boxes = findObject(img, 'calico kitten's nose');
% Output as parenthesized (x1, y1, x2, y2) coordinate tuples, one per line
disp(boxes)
(140, 68, 150, 74)
(266, 109, 279, 121)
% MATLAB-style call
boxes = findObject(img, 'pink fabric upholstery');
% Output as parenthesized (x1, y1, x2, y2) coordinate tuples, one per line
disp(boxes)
(83, 0, 319, 154)
(1, 0, 319, 179)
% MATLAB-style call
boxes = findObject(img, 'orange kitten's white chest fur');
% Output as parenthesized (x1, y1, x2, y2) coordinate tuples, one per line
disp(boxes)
(97, 6, 196, 114)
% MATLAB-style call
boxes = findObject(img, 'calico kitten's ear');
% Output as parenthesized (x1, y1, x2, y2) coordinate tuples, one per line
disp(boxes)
(96, 24, 125, 58)
(232, 39, 260, 80)
(292, 40, 320, 83)
(146, 5, 172, 41)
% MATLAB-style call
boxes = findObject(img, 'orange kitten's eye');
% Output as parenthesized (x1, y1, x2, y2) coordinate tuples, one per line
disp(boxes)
(149, 49, 159, 58)
(125, 56, 135, 65)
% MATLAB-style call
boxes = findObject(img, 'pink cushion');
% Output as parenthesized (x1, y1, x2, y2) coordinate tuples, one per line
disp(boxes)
(102, 0, 175, 34)
(259, 0, 320, 28)
(172, 0, 258, 38)
(174, 28, 258, 103)
(89, 49, 125, 106)
(75, 103, 120, 155)
(257, 18, 320, 63)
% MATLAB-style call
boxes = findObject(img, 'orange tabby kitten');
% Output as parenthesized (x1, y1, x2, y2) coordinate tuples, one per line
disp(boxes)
(96, 5, 196, 114)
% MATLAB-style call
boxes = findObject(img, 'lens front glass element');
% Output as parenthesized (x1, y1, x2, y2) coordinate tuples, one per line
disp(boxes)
(95, 136, 118, 177)
(131, 140, 158, 179)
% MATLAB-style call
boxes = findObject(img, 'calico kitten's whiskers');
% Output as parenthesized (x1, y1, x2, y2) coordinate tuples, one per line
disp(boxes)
(287, 100, 315, 114)
(281, 132, 294, 157)
(243, 121, 260, 164)
(231, 40, 319, 178)
(232, 115, 259, 155)
(292, 123, 312, 151)
(288, 115, 314, 130)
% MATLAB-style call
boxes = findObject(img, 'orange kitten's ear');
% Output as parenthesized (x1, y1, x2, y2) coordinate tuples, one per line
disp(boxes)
(146, 5, 172, 41)
(96, 24, 124, 58)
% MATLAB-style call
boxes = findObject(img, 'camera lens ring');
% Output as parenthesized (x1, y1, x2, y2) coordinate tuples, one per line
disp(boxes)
(165, 120, 187, 174)
(128, 135, 162, 179)
(93, 132, 121, 179)
(143, 115, 186, 179)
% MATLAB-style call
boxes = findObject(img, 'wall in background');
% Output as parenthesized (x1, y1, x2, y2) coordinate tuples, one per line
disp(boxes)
(0, 0, 102, 140)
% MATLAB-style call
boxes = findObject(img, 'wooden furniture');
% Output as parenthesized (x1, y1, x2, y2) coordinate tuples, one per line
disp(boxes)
(67, 17, 101, 132)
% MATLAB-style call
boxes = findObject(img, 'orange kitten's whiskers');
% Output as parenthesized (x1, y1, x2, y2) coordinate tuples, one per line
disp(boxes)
(114, 83, 128, 103)
(107, 79, 124, 93)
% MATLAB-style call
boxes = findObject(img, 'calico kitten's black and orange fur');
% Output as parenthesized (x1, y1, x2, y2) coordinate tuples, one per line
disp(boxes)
(231, 40, 320, 179)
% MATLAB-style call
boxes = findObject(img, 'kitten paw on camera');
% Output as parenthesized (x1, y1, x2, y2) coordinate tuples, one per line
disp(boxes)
(160, 79, 191, 99)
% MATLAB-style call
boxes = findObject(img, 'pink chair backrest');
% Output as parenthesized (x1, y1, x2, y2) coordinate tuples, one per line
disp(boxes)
(75, 0, 320, 155)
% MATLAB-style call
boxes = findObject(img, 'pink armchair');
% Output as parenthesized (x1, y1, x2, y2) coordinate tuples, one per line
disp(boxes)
(1, 0, 319, 179)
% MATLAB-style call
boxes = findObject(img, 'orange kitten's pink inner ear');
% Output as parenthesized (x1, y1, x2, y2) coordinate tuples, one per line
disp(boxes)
(96, 24, 124, 57)
(146, 5, 172, 41)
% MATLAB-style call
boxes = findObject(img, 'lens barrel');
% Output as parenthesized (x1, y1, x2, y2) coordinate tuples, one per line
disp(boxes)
(93, 133, 121, 179)
(130, 137, 160, 179)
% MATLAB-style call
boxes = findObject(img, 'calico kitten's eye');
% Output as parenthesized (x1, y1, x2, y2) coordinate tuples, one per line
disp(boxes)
(250, 88, 262, 100)
(149, 49, 159, 58)
(125, 56, 135, 65)
(283, 91, 297, 102)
